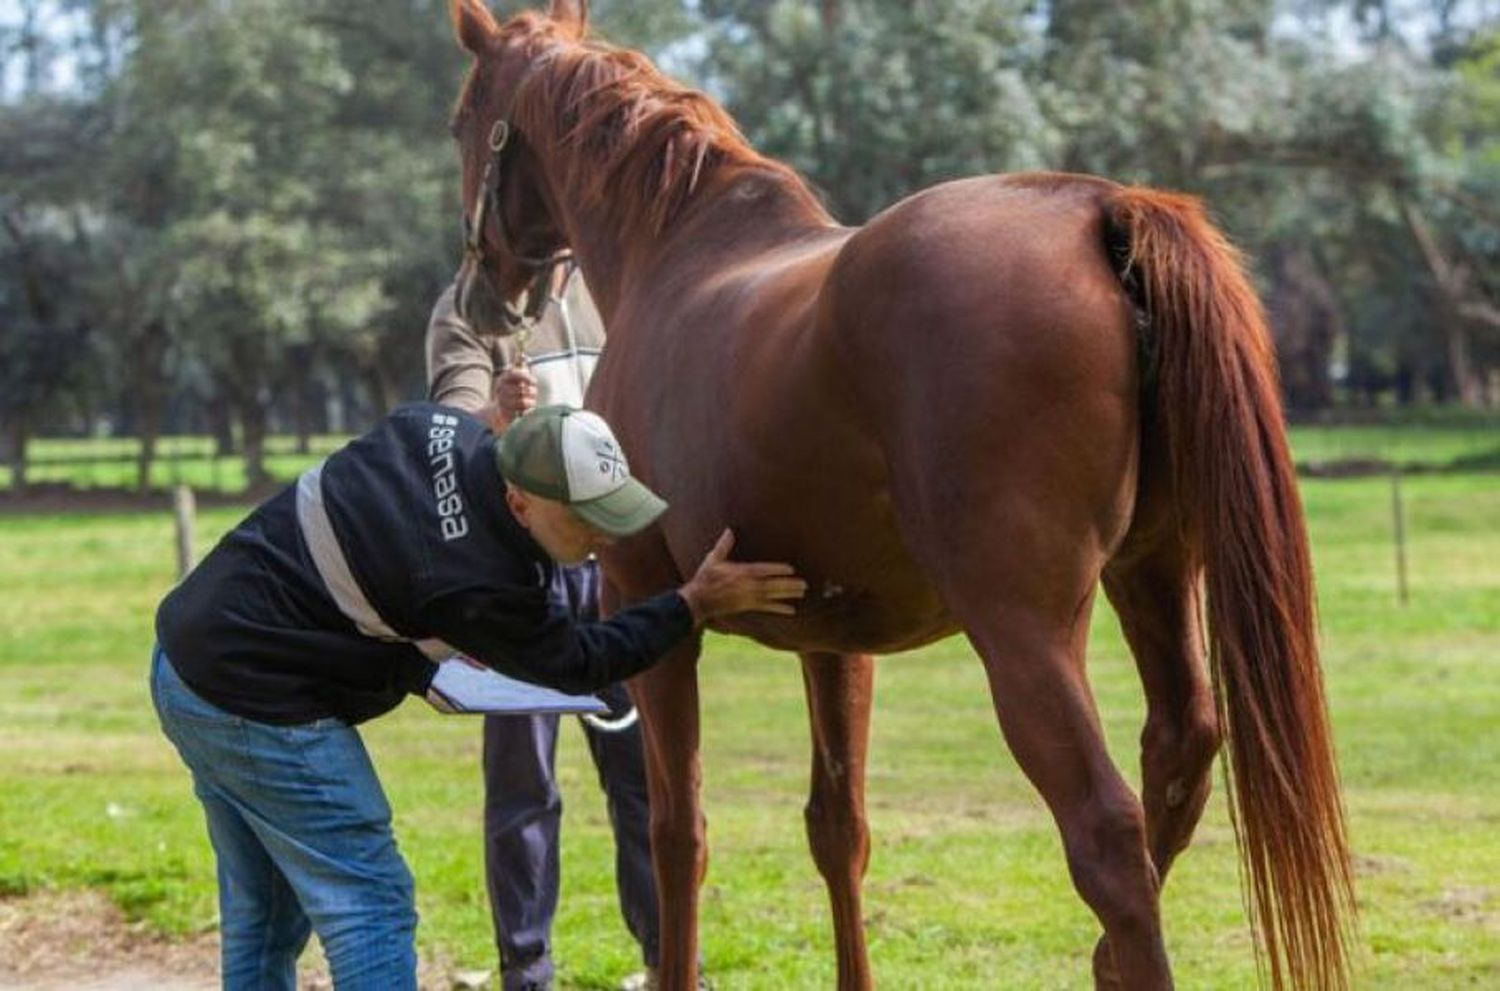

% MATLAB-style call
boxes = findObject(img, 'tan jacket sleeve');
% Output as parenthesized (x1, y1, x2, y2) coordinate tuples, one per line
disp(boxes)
(425, 284, 512, 414)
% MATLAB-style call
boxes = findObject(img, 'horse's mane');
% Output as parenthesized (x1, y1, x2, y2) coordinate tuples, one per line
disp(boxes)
(504, 14, 825, 233)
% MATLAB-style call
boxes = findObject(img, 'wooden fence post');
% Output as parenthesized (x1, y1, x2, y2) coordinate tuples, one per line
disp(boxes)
(1391, 470, 1409, 606)
(173, 484, 196, 579)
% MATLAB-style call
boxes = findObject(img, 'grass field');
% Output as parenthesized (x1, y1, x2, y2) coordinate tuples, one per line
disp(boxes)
(0, 436, 1497, 987)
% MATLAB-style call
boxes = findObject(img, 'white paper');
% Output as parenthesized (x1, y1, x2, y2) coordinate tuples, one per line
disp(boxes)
(428, 657, 608, 715)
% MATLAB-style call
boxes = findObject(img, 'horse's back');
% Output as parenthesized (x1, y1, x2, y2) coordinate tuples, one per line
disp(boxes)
(820, 172, 1135, 411)
(823, 172, 1130, 371)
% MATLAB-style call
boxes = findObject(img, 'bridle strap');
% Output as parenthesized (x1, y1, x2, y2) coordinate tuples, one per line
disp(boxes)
(464, 118, 572, 274)
(456, 51, 574, 333)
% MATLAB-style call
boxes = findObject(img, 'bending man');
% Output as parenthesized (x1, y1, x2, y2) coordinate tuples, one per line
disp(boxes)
(152, 399, 805, 991)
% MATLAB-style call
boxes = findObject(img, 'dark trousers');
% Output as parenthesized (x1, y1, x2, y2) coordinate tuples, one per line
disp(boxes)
(483, 561, 658, 990)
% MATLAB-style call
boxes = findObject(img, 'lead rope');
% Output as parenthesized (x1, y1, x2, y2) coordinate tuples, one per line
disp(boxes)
(582, 706, 640, 733)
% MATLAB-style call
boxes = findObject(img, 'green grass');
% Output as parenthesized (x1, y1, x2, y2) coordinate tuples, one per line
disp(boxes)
(0, 473, 1497, 988)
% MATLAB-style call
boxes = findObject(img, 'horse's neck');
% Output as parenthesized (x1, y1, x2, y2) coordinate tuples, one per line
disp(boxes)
(554, 166, 835, 325)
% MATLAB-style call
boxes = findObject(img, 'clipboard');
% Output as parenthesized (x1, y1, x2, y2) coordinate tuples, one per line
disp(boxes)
(426, 656, 608, 715)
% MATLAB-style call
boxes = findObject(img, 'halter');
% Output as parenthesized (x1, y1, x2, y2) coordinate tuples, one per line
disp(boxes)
(459, 115, 573, 332)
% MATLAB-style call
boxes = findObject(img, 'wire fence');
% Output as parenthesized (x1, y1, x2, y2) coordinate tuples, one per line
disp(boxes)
(3, 421, 1498, 500)
(1286, 422, 1500, 475)
(0, 435, 351, 496)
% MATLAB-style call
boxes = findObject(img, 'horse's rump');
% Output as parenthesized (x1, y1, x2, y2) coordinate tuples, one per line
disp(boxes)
(611, 174, 1147, 654)
(819, 173, 1143, 574)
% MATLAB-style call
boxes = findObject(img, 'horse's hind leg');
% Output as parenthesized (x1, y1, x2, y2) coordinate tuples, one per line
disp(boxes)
(1103, 543, 1219, 881)
(967, 597, 1173, 990)
(1097, 539, 1220, 983)
(800, 651, 876, 991)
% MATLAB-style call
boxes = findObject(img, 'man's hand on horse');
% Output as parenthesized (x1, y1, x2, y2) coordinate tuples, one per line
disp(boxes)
(494, 357, 538, 428)
(680, 529, 807, 624)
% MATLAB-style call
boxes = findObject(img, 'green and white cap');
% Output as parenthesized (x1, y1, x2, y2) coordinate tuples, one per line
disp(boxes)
(496, 405, 668, 538)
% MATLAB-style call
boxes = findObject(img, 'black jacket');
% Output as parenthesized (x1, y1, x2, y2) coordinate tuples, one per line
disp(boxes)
(157, 403, 690, 725)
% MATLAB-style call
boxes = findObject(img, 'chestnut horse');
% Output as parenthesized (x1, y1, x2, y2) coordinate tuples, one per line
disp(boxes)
(447, 2, 1353, 989)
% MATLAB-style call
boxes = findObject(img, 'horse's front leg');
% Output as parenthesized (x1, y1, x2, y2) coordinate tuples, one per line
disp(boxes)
(629, 635, 707, 991)
(800, 651, 876, 991)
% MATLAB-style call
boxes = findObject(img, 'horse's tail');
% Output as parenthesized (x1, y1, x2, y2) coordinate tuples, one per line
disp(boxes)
(1105, 186, 1354, 991)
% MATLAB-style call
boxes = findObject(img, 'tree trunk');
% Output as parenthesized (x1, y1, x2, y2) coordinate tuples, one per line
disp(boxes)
(7, 418, 30, 494)
(295, 411, 312, 455)
(136, 408, 161, 494)
(818, 0, 842, 34)
(1267, 246, 1340, 411)
(1401, 200, 1485, 406)
(1395, 361, 1417, 406)
(365, 363, 397, 417)
(283, 343, 315, 455)
(292, 377, 313, 455)
(1441, 321, 1480, 406)
(209, 398, 236, 456)
(132, 320, 170, 493)
(240, 400, 270, 490)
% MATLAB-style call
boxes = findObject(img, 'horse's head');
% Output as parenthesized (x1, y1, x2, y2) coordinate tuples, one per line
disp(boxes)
(448, 0, 584, 335)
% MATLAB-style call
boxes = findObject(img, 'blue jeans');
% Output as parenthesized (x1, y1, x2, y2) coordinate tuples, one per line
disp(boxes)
(150, 647, 418, 990)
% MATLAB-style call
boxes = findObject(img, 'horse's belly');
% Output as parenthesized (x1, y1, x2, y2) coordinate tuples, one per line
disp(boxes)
(708, 575, 957, 655)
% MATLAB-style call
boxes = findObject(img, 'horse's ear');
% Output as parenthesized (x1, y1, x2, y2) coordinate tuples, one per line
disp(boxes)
(547, 0, 589, 36)
(451, 0, 500, 55)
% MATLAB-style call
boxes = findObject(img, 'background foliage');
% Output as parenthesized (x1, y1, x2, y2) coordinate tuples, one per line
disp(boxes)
(2, 0, 1499, 491)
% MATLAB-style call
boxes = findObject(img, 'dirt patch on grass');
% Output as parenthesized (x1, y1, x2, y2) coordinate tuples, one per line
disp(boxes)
(0, 890, 218, 991)
(1351, 852, 1416, 877)
(1423, 886, 1500, 932)
(0, 889, 486, 990)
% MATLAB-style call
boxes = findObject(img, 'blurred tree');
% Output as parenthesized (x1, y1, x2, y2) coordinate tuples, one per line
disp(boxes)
(1266, 243, 1344, 409)
(7, 0, 1499, 491)
(0, 1, 104, 489)
(699, 0, 1054, 222)
(0, 210, 93, 492)
(91, 0, 326, 486)
(1041, 0, 1286, 187)
(694, 0, 1499, 407)
(1263, 2, 1500, 403)
(300, 0, 465, 422)
(589, 0, 702, 50)
(86, 0, 464, 484)
(1415, 27, 1500, 403)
